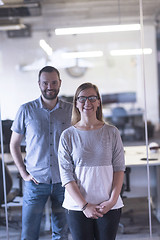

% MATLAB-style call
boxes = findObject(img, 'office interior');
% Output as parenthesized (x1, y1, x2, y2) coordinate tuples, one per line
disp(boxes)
(1, 0, 160, 239)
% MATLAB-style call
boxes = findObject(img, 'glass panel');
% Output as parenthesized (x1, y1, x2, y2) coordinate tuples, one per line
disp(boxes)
(0, 0, 159, 239)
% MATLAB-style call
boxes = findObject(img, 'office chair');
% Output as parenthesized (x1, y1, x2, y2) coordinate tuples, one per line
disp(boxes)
(0, 158, 20, 227)
(119, 167, 133, 233)
(111, 107, 127, 140)
(0, 120, 13, 153)
(0, 158, 12, 205)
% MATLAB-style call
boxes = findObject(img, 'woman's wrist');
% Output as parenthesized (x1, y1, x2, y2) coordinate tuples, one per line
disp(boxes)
(81, 202, 88, 211)
(103, 199, 115, 209)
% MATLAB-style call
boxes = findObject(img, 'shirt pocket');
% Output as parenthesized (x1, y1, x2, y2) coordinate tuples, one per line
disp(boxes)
(26, 119, 42, 138)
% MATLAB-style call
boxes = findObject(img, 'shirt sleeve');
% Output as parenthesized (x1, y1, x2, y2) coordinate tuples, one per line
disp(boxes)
(112, 127, 125, 172)
(58, 130, 76, 187)
(11, 105, 26, 135)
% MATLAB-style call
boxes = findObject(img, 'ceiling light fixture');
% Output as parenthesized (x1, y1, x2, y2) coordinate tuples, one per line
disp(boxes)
(0, 23, 26, 31)
(55, 24, 141, 35)
(0, 0, 4, 5)
(0, 19, 26, 31)
(62, 51, 103, 58)
(39, 39, 53, 56)
(110, 48, 152, 56)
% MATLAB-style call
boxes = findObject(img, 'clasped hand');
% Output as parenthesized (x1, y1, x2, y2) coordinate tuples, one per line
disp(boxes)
(83, 203, 104, 219)
(83, 201, 112, 219)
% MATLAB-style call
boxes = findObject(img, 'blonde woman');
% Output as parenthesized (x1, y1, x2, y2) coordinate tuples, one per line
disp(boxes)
(58, 82, 125, 240)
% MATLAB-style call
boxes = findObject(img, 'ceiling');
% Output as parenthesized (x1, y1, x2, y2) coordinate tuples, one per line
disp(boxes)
(0, 0, 160, 35)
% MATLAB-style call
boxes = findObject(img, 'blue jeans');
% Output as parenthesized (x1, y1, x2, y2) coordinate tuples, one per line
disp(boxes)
(66, 208, 121, 240)
(21, 181, 68, 240)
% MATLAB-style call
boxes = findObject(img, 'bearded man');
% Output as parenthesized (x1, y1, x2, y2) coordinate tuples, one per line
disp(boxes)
(10, 66, 72, 240)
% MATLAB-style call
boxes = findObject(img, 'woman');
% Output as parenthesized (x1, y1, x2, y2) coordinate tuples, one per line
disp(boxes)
(58, 82, 125, 240)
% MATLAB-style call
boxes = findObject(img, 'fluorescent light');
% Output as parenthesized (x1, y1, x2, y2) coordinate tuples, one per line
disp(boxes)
(55, 24, 141, 35)
(0, 23, 26, 31)
(0, 0, 4, 5)
(62, 51, 103, 59)
(110, 48, 152, 56)
(39, 39, 53, 56)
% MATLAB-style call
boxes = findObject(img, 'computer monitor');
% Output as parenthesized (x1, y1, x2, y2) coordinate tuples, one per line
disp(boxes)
(101, 92, 136, 105)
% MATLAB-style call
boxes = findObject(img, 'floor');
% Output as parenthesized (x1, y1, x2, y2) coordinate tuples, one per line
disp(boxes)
(1, 197, 160, 240)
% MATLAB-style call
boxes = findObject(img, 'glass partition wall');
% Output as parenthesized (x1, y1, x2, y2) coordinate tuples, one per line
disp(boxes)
(0, 0, 159, 239)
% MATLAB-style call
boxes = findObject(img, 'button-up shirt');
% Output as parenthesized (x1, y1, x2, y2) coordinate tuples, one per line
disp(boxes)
(11, 97, 72, 184)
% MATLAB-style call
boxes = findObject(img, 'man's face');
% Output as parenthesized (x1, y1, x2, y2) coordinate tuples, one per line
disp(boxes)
(38, 71, 61, 100)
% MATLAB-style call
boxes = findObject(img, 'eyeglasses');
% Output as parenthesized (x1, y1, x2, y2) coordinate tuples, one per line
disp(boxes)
(77, 95, 98, 103)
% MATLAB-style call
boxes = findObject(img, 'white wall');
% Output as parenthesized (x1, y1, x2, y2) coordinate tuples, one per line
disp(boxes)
(0, 24, 159, 127)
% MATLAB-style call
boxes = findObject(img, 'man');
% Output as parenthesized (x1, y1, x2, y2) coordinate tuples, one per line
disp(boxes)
(10, 66, 72, 240)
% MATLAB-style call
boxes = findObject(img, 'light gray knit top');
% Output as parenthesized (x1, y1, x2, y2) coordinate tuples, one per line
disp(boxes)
(58, 123, 125, 211)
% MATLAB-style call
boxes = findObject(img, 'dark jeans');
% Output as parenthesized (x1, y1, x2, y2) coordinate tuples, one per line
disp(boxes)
(66, 208, 121, 240)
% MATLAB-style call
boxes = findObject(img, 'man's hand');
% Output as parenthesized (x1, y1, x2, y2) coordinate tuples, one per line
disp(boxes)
(21, 171, 39, 185)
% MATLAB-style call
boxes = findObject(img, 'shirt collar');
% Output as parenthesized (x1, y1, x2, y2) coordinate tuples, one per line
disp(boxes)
(38, 96, 62, 111)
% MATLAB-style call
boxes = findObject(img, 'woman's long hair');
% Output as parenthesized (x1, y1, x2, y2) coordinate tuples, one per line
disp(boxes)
(71, 82, 104, 125)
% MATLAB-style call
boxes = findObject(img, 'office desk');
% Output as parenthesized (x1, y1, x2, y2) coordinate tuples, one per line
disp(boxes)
(124, 145, 160, 221)
(125, 145, 160, 166)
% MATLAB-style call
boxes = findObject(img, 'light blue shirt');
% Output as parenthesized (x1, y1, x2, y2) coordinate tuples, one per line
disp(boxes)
(11, 97, 72, 184)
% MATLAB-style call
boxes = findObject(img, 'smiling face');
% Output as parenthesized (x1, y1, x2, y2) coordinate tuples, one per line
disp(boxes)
(38, 71, 61, 100)
(76, 87, 100, 117)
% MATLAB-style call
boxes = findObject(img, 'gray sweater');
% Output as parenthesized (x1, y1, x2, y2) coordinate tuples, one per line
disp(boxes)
(58, 123, 125, 210)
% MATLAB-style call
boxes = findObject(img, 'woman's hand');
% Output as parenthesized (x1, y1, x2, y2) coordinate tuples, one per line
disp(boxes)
(96, 200, 113, 214)
(97, 171, 124, 215)
(83, 203, 103, 219)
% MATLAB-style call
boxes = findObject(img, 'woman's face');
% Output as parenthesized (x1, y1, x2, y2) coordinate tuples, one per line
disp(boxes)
(76, 88, 100, 117)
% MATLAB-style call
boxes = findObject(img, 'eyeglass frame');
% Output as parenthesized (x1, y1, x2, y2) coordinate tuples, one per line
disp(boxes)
(77, 95, 99, 103)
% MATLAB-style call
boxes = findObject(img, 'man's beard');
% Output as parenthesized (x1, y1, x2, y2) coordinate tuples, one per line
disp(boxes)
(41, 89, 59, 100)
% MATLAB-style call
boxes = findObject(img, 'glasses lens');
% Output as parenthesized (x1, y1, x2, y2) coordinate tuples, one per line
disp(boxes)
(78, 96, 86, 103)
(88, 96, 97, 102)
(78, 96, 98, 103)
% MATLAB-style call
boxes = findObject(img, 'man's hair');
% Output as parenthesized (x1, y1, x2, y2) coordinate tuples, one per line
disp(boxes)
(38, 66, 60, 81)
(71, 82, 104, 125)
